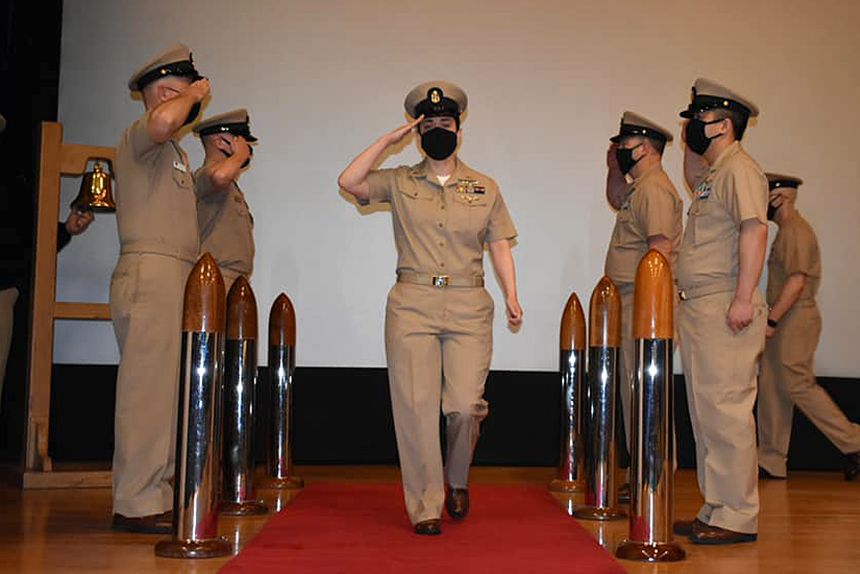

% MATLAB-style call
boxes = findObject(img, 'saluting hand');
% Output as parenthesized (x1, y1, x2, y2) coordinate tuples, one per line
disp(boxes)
(769, 192, 786, 211)
(184, 78, 211, 102)
(506, 296, 524, 327)
(230, 135, 251, 158)
(384, 115, 424, 146)
(606, 143, 621, 173)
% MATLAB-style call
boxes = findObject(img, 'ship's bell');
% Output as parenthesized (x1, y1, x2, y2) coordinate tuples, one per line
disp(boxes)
(71, 161, 115, 213)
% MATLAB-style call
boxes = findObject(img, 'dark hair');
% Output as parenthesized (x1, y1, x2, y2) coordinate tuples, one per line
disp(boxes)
(714, 108, 748, 141)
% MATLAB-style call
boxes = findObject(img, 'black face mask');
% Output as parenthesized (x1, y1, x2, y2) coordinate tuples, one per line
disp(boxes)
(684, 118, 723, 155)
(420, 127, 458, 160)
(615, 143, 643, 176)
(184, 102, 202, 126)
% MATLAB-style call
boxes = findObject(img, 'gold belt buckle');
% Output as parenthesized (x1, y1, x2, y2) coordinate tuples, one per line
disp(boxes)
(432, 275, 450, 288)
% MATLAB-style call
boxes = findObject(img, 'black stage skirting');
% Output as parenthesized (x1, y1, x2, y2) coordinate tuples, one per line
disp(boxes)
(43, 365, 860, 471)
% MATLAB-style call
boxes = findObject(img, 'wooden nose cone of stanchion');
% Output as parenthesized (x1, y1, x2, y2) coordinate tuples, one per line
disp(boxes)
(182, 253, 226, 334)
(269, 293, 296, 347)
(589, 276, 621, 348)
(549, 292, 587, 493)
(633, 250, 673, 340)
(226, 276, 257, 340)
(560, 293, 586, 351)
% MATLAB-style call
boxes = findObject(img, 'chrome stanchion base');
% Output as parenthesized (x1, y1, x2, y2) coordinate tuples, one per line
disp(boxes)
(260, 475, 304, 490)
(574, 506, 625, 521)
(615, 540, 686, 562)
(154, 537, 231, 559)
(548, 478, 585, 493)
(221, 500, 269, 516)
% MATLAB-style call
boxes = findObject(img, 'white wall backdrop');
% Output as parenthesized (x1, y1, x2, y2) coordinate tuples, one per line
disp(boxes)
(54, 0, 860, 376)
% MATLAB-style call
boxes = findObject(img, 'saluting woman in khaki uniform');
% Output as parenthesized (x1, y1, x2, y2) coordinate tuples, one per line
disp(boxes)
(338, 81, 522, 536)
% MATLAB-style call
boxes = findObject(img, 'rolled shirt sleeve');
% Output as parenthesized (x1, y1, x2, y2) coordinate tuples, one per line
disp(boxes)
(726, 163, 768, 225)
(639, 185, 679, 239)
(124, 111, 160, 163)
(362, 167, 399, 206)
(486, 190, 517, 243)
(781, 224, 819, 278)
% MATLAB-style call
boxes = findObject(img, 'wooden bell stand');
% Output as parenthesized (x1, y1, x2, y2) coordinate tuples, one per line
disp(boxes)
(22, 121, 115, 488)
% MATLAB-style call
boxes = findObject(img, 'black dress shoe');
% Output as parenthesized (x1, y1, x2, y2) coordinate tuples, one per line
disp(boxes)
(758, 466, 787, 480)
(414, 519, 442, 536)
(112, 511, 173, 534)
(445, 487, 469, 520)
(689, 521, 757, 545)
(673, 518, 706, 536)
(844, 452, 860, 482)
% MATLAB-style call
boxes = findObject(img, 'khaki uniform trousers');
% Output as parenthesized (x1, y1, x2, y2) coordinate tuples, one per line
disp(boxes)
(0, 287, 19, 412)
(385, 282, 493, 525)
(757, 304, 860, 477)
(678, 289, 766, 534)
(110, 253, 192, 517)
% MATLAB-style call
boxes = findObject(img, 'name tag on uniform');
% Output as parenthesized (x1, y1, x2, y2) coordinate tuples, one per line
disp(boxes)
(173, 160, 188, 173)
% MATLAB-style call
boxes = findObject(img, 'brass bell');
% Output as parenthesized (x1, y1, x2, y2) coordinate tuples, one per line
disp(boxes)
(71, 161, 116, 213)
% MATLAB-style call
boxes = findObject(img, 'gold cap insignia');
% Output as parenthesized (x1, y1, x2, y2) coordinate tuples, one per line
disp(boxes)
(430, 88, 442, 104)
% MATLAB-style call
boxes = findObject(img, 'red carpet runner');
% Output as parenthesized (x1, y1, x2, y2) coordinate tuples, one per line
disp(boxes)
(222, 482, 625, 573)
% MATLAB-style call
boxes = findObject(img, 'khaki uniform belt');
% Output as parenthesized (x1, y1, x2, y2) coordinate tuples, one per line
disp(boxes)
(397, 271, 484, 288)
(678, 278, 737, 301)
(121, 240, 199, 264)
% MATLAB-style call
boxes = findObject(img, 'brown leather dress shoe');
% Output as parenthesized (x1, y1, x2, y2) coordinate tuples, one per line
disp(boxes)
(673, 518, 706, 536)
(112, 511, 173, 534)
(844, 451, 860, 481)
(689, 521, 757, 545)
(414, 519, 442, 536)
(445, 488, 469, 520)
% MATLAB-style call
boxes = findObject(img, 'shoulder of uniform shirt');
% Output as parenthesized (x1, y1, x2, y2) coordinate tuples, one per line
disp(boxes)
(636, 169, 682, 201)
(723, 149, 767, 187)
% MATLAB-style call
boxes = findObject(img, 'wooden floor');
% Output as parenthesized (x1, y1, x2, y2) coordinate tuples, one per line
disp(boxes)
(1, 466, 858, 573)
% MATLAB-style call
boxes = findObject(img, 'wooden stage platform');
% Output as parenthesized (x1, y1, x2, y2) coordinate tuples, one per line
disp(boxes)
(0, 466, 857, 572)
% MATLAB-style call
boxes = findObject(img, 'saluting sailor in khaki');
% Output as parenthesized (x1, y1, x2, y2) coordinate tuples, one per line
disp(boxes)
(338, 81, 523, 536)
(604, 111, 682, 454)
(757, 174, 860, 481)
(674, 78, 768, 544)
(110, 44, 209, 533)
(192, 109, 256, 288)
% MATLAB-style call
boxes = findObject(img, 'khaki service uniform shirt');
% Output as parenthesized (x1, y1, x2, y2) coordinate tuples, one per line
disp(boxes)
(194, 166, 255, 276)
(604, 165, 683, 288)
(115, 111, 199, 262)
(363, 159, 517, 278)
(676, 142, 768, 292)
(766, 212, 820, 306)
